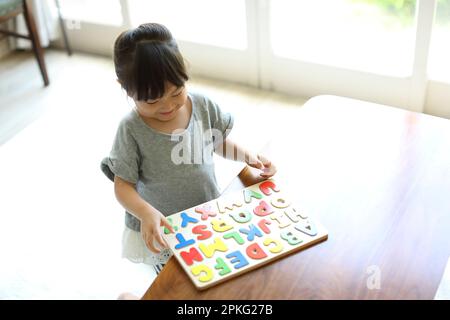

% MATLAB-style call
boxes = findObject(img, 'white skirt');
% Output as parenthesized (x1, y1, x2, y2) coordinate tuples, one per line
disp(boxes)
(122, 227, 173, 273)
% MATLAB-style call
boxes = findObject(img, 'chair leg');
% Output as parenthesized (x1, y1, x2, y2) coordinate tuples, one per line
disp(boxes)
(23, 0, 50, 86)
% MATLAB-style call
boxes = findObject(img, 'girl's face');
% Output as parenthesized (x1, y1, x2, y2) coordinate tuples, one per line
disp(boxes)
(133, 82, 188, 122)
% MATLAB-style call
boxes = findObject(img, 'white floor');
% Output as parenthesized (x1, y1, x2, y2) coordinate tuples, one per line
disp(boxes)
(0, 51, 159, 299)
(0, 50, 306, 299)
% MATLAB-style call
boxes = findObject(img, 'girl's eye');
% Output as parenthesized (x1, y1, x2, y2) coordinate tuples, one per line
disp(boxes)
(144, 87, 183, 103)
(172, 88, 184, 97)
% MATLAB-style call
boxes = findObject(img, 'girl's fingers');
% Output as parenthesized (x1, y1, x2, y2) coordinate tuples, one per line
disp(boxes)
(145, 232, 161, 253)
(260, 164, 277, 177)
(249, 159, 264, 170)
(154, 230, 168, 249)
(257, 160, 264, 169)
(147, 240, 161, 254)
(160, 216, 175, 233)
(262, 160, 272, 168)
(246, 153, 262, 168)
(260, 172, 273, 178)
(257, 154, 275, 176)
(142, 231, 150, 245)
(257, 154, 271, 166)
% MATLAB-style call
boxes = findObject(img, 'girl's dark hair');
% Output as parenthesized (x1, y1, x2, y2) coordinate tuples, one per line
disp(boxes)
(113, 23, 189, 101)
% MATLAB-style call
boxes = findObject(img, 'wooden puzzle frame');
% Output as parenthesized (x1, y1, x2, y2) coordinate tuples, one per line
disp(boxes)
(161, 179, 328, 290)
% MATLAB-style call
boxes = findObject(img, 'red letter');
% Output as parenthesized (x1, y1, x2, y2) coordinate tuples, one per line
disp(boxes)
(253, 201, 274, 216)
(258, 219, 272, 234)
(246, 243, 268, 260)
(259, 180, 280, 196)
(192, 224, 213, 240)
(180, 247, 204, 266)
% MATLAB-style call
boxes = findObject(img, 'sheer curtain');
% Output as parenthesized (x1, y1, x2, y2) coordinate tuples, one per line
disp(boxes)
(14, 0, 59, 49)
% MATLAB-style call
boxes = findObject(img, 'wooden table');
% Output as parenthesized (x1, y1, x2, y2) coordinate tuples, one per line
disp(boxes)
(142, 95, 450, 299)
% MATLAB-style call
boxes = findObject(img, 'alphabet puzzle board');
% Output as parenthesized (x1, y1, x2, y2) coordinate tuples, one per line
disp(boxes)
(161, 179, 328, 290)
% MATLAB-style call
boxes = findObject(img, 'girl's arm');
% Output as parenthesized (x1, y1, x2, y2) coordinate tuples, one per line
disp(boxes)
(214, 138, 277, 178)
(114, 176, 174, 253)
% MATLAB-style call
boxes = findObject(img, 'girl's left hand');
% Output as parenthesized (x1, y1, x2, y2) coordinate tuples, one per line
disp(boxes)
(246, 153, 277, 178)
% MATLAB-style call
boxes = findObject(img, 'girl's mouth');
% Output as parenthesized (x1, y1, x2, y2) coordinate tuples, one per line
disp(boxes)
(159, 110, 174, 116)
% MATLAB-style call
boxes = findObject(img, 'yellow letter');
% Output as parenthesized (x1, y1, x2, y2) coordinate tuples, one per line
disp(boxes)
(199, 237, 228, 258)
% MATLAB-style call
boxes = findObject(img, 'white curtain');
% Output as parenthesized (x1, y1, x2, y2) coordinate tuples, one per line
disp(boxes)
(15, 0, 59, 49)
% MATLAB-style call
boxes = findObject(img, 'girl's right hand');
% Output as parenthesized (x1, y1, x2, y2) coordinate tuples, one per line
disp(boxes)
(141, 210, 175, 253)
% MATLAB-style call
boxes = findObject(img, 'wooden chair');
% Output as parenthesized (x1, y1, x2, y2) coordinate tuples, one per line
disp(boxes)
(0, 0, 49, 86)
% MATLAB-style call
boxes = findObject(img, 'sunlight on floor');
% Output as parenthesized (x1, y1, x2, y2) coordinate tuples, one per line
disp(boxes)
(0, 51, 157, 299)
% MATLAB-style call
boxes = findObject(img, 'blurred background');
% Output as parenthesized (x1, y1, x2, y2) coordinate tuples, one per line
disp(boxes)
(32, 0, 450, 115)
(0, 0, 449, 299)
(3, 0, 450, 116)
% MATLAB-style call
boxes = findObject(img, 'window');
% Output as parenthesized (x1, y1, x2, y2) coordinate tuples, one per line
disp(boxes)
(270, 0, 417, 76)
(127, 0, 247, 50)
(60, 0, 450, 114)
(59, 0, 123, 26)
(428, 0, 450, 82)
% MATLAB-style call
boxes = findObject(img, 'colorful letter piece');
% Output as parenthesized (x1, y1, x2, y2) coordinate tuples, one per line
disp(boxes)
(271, 197, 291, 209)
(257, 219, 272, 234)
(163, 179, 328, 290)
(270, 213, 292, 228)
(243, 189, 263, 203)
(174, 233, 195, 249)
(163, 217, 178, 234)
(192, 224, 213, 240)
(280, 229, 303, 246)
(226, 250, 249, 269)
(294, 220, 318, 236)
(180, 212, 199, 228)
(259, 180, 280, 196)
(223, 231, 245, 245)
(195, 204, 217, 220)
(180, 247, 204, 266)
(211, 218, 234, 232)
(239, 224, 263, 241)
(191, 264, 213, 282)
(229, 210, 252, 223)
(263, 238, 284, 253)
(216, 198, 242, 213)
(198, 237, 228, 258)
(253, 200, 274, 216)
(214, 258, 232, 276)
(246, 243, 268, 260)
(284, 207, 308, 222)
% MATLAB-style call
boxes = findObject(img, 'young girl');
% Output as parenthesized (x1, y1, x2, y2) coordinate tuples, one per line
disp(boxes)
(101, 23, 276, 277)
